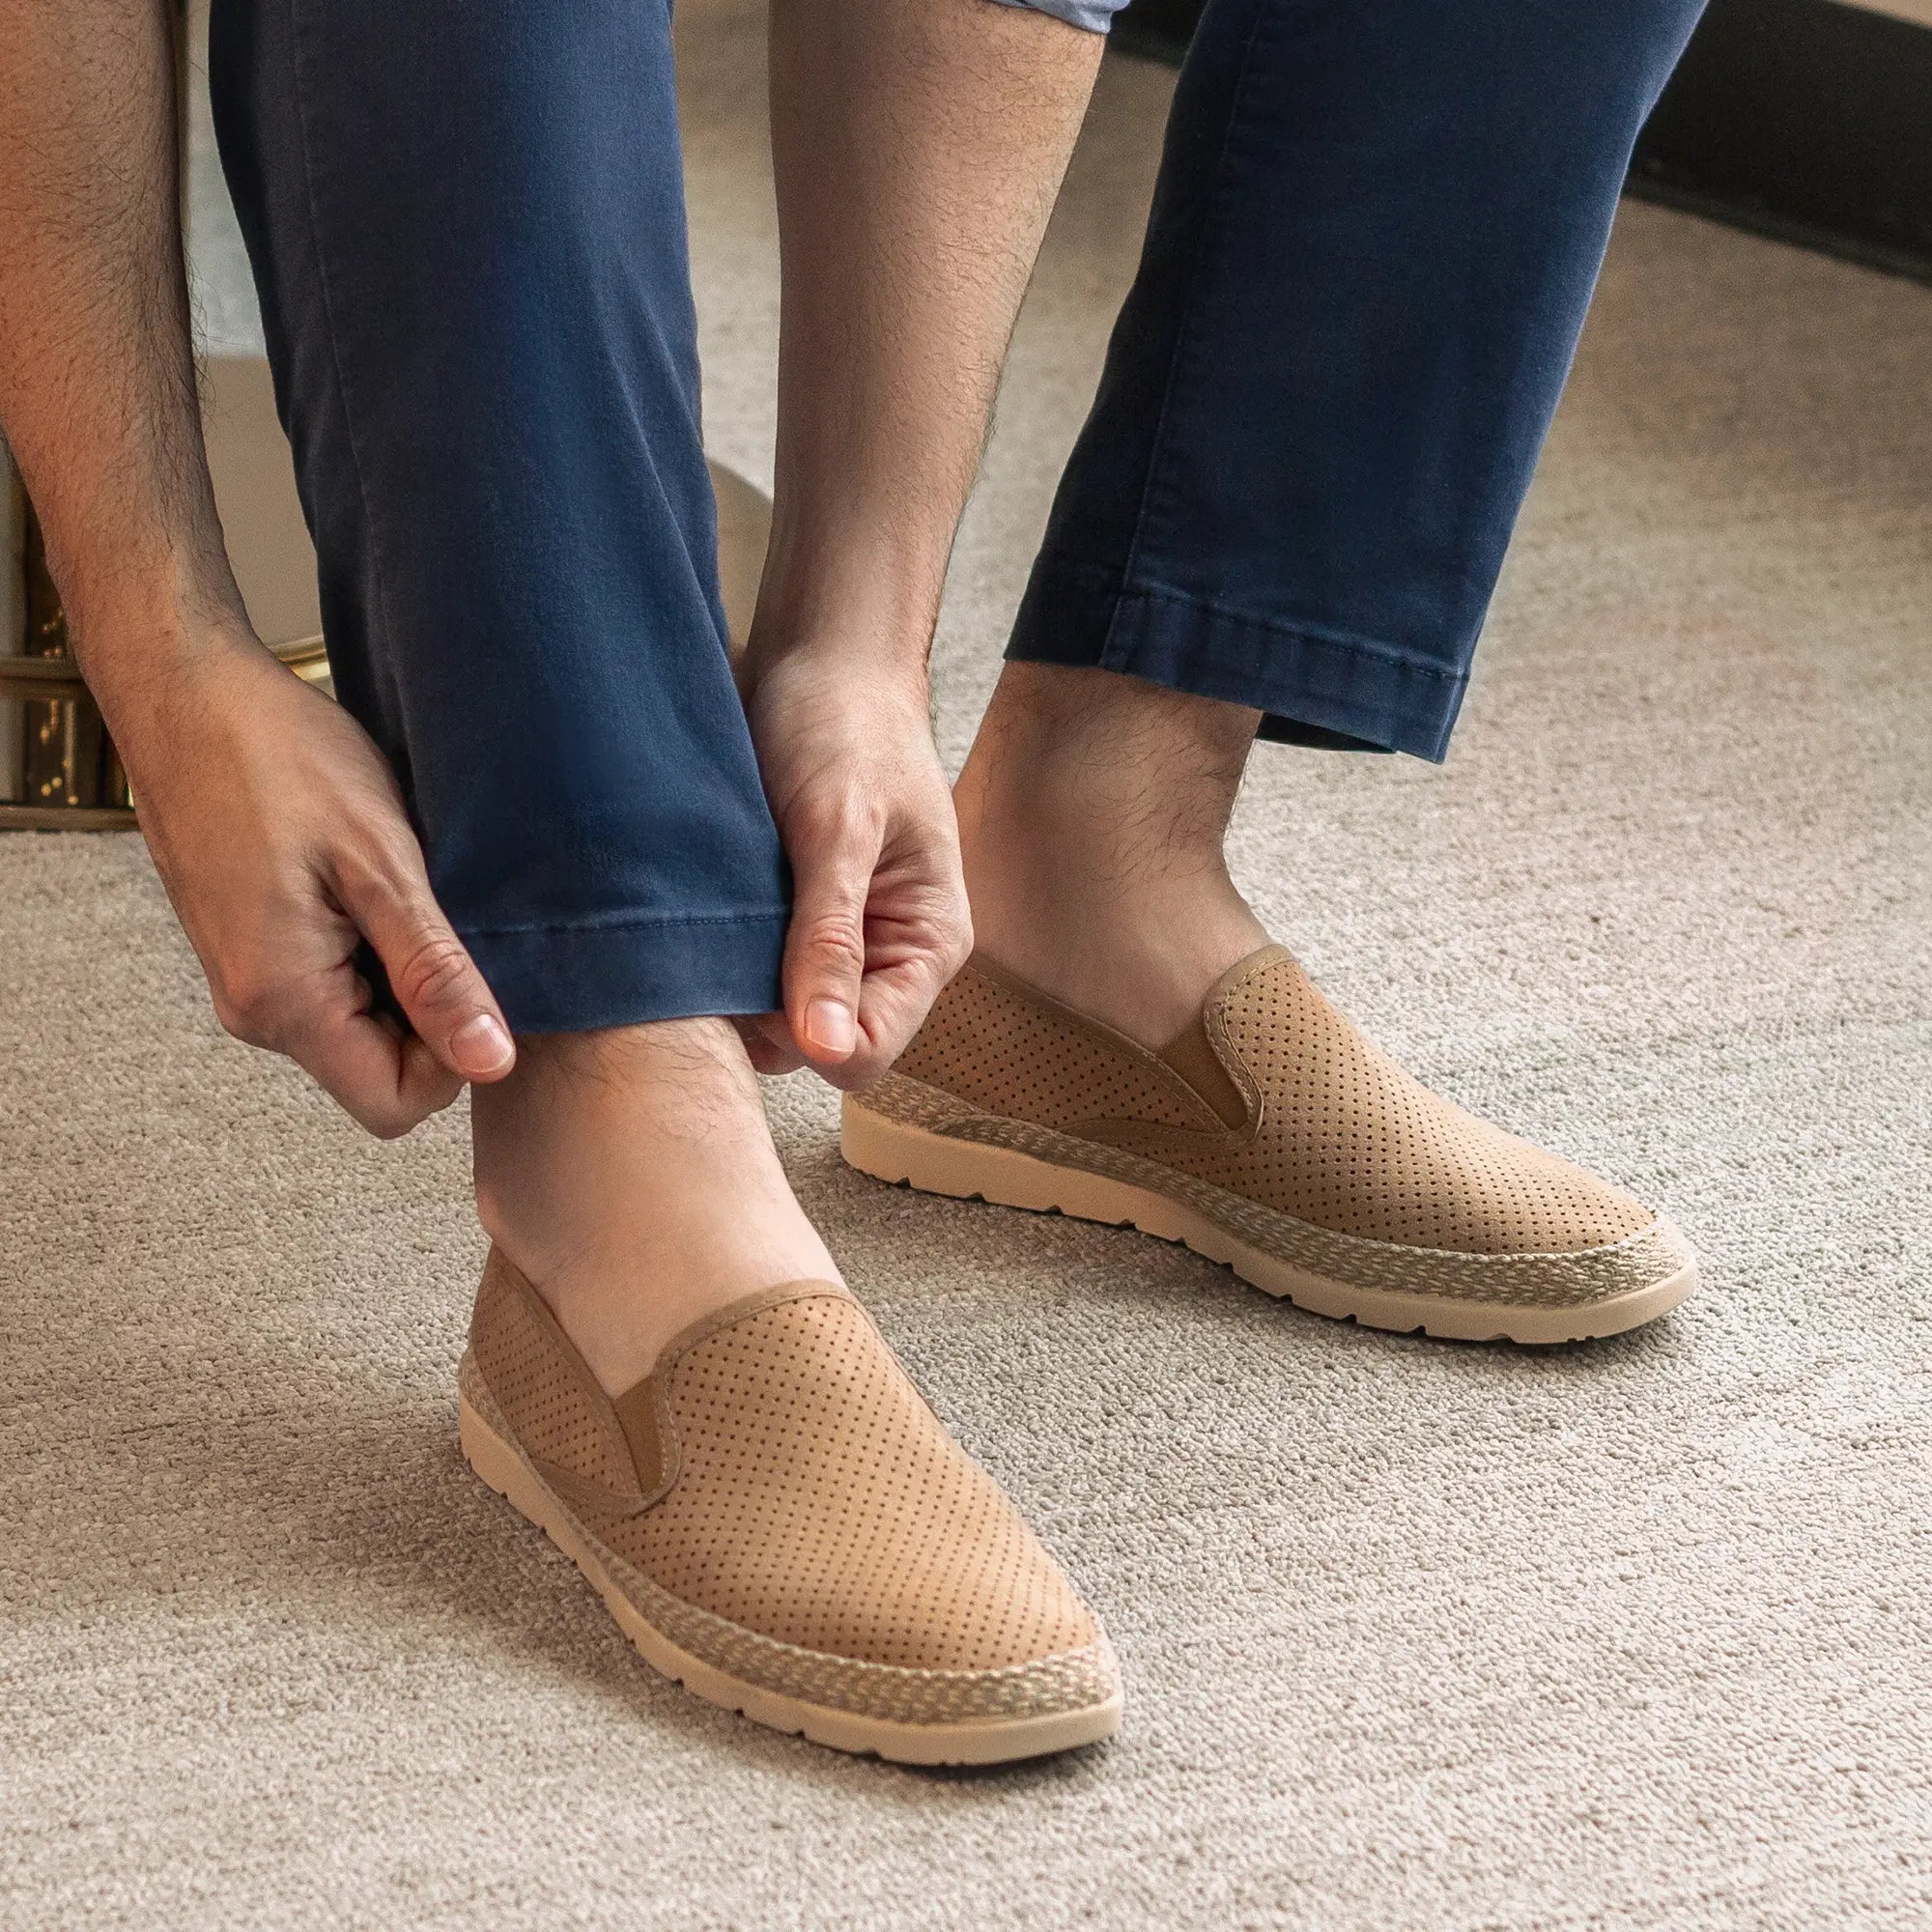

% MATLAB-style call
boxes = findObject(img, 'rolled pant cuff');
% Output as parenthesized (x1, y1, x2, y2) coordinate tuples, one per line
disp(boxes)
(1008, 554, 1469, 762)
(459, 908, 788, 1036)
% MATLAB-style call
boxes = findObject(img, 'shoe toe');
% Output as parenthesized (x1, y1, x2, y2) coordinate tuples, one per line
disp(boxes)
(602, 1290, 1120, 1728)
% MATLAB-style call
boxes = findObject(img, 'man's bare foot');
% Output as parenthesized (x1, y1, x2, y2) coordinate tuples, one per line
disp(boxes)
(470, 1017, 838, 1393)
(953, 661, 1267, 1048)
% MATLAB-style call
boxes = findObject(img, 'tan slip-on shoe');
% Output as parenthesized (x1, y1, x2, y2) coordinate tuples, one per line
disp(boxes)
(457, 1249, 1121, 1764)
(841, 946, 1697, 1345)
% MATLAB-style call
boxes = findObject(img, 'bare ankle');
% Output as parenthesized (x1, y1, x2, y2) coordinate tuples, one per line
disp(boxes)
(470, 1017, 759, 1261)
(957, 663, 1258, 848)
(954, 664, 1267, 1043)
(470, 1016, 839, 1391)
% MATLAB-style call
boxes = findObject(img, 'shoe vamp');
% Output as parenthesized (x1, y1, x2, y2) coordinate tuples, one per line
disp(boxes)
(601, 1295, 1096, 1671)
(1120, 966, 1658, 1254)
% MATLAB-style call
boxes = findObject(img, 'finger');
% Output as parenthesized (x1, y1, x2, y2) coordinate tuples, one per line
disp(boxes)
(781, 814, 877, 1070)
(843, 892, 972, 1087)
(733, 1012, 809, 1077)
(281, 975, 466, 1139)
(796, 895, 970, 1094)
(329, 845, 516, 1084)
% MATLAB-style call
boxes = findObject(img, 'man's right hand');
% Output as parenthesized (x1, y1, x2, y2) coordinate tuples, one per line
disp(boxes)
(113, 634, 516, 1138)
(0, 0, 515, 1140)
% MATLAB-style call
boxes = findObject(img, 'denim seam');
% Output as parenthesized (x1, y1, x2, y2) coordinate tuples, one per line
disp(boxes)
(459, 909, 789, 941)
(1109, 0, 1274, 614)
(1038, 552, 1469, 687)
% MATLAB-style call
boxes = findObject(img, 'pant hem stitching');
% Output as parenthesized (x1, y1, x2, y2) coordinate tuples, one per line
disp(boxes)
(1041, 554, 1470, 689)
(457, 909, 789, 942)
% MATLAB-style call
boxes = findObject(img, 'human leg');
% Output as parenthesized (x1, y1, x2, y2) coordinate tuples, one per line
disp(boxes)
(210, 0, 834, 1385)
(211, 0, 1122, 1757)
(211, 0, 787, 1038)
(1003, 0, 1709, 765)
(853, 0, 1707, 1339)
(960, 0, 1707, 1044)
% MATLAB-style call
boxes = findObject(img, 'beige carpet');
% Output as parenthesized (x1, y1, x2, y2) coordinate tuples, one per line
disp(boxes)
(6, 6, 1930, 1926)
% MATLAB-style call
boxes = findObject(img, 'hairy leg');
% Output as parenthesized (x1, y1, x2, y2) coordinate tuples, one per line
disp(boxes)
(955, 661, 1267, 1046)
(754, 0, 1101, 671)
(952, 0, 1705, 1053)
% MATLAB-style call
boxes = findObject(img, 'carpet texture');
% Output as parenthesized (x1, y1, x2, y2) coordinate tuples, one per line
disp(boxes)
(4, 5, 1929, 1925)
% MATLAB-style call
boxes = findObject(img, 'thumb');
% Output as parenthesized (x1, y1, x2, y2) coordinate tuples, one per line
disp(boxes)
(783, 826, 874, 1067)
(334, 853, 516, 1084)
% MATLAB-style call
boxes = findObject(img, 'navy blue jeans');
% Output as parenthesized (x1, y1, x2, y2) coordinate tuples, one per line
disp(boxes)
(1011, 0, 1707, 756)
(212, 0, 788, 1033)
(211, 0, 1701, 1035)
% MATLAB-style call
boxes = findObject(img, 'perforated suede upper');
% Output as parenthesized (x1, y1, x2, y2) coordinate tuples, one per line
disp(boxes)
(604, 1293, 1095, 1669)
(470, 1254, 642, 1499)
(470, 1256, 1100, 1674)
(896, 947, 1656, 1256)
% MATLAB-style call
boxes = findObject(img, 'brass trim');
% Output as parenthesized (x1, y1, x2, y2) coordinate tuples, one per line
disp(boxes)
(0, 633, 328, 697)
(272, 634, 331, 682)
(0, 657, 86, 696)
(0, 803, 137, 831)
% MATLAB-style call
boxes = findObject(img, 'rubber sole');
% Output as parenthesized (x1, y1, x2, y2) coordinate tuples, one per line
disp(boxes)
(841, 1098, 1696, 1346)
(457, 1372, 1122, 1766)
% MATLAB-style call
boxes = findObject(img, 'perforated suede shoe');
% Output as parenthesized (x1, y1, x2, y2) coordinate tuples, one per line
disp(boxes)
(458, 1249, 1121, 1763)
(842, 946, 1697, 1344)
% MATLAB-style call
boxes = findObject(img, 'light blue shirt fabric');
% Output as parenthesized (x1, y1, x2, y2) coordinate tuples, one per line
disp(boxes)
(986, 0, 1124, 34)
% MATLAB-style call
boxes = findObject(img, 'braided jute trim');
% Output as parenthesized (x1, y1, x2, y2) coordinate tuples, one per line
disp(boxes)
(864, 1072, 1692, 1311)
(461, 1357, 1121, 1726)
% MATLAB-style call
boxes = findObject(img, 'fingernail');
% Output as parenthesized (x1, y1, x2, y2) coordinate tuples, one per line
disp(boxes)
(450, 1012, 515, 1077)
(804, 997, 857, 1058)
